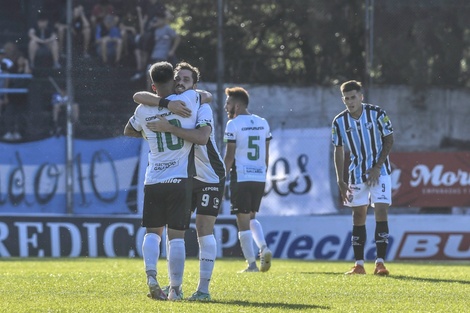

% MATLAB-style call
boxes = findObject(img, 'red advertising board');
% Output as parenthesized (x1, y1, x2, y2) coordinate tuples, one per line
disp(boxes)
(390, 151, 470, 207)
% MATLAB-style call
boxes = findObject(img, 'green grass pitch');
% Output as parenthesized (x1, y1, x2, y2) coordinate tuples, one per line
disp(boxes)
(0, 258, 468, 312)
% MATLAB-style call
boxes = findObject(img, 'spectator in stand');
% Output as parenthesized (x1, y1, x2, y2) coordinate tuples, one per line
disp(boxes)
(49, 83, 79, 136)
(90, 0, 115, 31)
(130, 0, 168, 81)
(148, 9, 180, 65)
(28, 12, 61, 69)
(95, 14, 123, 65)
(119, 2, 143, 74)
(56, 4, 92, 58)
(2, 42, 32, 141)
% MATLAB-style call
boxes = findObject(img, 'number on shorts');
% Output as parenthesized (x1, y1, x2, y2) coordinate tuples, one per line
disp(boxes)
(201, 193, 210, 207)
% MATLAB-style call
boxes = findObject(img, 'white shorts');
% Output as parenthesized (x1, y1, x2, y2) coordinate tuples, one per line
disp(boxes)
(344, 174, 392, 207)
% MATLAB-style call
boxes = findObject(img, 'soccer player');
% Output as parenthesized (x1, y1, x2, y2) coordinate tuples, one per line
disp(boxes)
(223, 87, 273, 273)
(331, 80, 394, 275)
(133, 62, 225, 301)
(123, 61, 201, 301)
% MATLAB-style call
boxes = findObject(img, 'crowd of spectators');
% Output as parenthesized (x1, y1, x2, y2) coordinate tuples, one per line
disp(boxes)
(38, 0, 180, 76)
(0, 0, 180, 142)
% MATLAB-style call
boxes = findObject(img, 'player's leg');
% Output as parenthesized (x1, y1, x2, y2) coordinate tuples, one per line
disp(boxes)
(237, 212, 258, 272)
(166, 179, 192, 300)
(247, 182, 272, 272)
(371, 175, 392, 275)
(344, 182, 370, 275)
(188, 179, 223, 301)
(141, 184, 166, 300)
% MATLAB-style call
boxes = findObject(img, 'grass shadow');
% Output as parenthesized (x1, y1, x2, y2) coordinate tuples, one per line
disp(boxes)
(208, 299, 330, 310)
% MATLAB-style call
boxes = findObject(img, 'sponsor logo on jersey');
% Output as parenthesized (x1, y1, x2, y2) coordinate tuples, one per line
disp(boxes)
(145, 112, 172, 122)
(159, 178, 182, 183)
(203, 186, 220, 192)
(245, 167, 264, 174)
(153, 160, 178, 171)
(241, 126, 264, 131)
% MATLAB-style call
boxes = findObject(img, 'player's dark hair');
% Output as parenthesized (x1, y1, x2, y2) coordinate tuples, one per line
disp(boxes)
(148, 61, 174, 85)
(225, 87, 249, 107)
(340, 80, 362, 93)
(174, 61, 200, 84)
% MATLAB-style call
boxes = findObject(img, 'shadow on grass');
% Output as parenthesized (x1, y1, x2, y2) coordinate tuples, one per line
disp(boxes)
(387, 275, 470, 285)
(300, 271, 470, 285)
(206, 299, 330, 310)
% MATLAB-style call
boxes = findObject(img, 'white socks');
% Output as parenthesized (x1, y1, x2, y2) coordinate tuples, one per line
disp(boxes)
(142, 233, 161, 275)
(197, 234, 216, 293)
(250, 219, 267, 250)
(239, 230, 256, 264)
(168, 238, 185, 287)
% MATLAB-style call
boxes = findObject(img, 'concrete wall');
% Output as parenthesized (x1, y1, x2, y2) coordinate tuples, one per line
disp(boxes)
(201, 83, 470, 152)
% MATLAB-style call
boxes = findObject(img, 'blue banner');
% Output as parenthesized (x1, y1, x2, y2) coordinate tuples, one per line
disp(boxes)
(0, 137, 142, 214)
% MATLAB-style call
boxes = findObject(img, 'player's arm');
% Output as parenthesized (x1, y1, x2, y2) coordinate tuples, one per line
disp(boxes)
(133, 91, 191, 117)
(196, 89, 213, 104)
(334, 145, 349, 203)
(223, 142, 236, 176)
(123, 121, 142, 138)
(146, 115, 211, 145)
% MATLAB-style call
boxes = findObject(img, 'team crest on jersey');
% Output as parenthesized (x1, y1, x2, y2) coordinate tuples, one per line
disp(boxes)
(213, 197, 220, 208)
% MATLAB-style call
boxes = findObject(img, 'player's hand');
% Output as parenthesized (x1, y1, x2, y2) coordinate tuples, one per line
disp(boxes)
(337, 181, 351, 204)
(168, 100, 191, 118)
(146, 115, 171, 132)
(366, 166, 380, 187)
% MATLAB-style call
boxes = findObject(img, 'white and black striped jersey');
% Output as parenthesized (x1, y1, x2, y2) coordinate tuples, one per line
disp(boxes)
(332, 103, 393, 184)
(194, 103, 226, 183)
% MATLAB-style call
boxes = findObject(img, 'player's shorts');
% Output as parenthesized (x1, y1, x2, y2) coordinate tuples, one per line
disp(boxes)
(192, 178, 225, 217)
(230, 181, 265, 215)
(142, 178, 192, 230)
(344, 174, 392, 207)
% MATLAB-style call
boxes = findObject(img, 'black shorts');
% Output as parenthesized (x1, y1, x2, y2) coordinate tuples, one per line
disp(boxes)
(192, 178, 225, 217)
(230, 181, 265, 215)
(142, 178, 192, 230)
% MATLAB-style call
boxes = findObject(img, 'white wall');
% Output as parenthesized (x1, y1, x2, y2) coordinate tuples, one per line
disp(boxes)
(199, 83, 470, 152)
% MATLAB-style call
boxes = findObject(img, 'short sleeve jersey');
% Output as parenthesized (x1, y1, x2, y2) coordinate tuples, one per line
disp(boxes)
(331, 103, 394, 184)
(224, 114, 272, 182)
(151, 24, 177, 60)
(129, 89, 200, 184)
(194, 103, 225, 183)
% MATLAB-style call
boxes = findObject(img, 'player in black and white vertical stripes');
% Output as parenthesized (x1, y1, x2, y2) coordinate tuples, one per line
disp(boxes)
(331, 80, 394, 275)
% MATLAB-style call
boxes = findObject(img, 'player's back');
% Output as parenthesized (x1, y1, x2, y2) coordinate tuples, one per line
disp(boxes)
(226, 114, 271, 182)
(134, 89, 201, 183)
